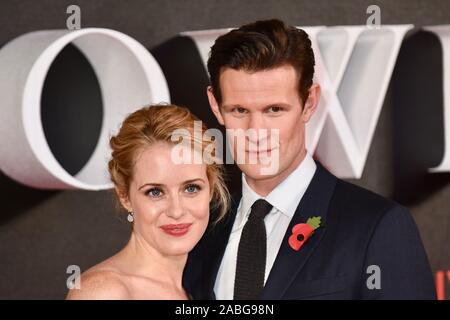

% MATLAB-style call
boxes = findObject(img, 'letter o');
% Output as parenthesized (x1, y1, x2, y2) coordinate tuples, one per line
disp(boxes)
(0, 28, 170, 190)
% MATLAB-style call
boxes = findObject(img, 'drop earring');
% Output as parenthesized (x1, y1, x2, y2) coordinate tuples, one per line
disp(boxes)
(127, 211, 134, 223)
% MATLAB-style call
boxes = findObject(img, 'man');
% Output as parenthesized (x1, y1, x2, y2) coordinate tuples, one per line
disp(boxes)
(183, 19, 436, 299)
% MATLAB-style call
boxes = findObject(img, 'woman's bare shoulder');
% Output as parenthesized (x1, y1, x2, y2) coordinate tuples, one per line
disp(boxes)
(66, 266, 131, 300)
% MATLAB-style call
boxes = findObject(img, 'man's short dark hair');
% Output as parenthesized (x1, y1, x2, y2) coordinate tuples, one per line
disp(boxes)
(207, 19, 315, 105)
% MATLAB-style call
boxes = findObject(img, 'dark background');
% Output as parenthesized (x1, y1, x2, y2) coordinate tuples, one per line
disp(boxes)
(0, 0, 449, 299)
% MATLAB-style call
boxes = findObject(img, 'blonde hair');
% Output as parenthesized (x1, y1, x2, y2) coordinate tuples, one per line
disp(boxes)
(108, 104, 230, 221)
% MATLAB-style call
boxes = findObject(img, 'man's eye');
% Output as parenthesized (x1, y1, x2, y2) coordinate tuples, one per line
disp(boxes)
(147, 187, 163, 198)
(185, 184, 201, 193)
(233, 107, 247, 114)
(267, 106, 283, 113)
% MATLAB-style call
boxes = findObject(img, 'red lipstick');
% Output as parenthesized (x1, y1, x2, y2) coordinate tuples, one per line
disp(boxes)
(160, 223, 192, 237)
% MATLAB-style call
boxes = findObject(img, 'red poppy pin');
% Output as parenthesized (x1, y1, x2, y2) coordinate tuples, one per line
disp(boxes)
(288, 216, 321, 251)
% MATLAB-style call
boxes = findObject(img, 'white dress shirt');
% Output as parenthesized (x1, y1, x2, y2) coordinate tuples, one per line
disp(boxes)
(214, 152, 317, 299)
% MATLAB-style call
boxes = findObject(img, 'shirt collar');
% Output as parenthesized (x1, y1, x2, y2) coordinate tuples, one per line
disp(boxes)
(235, 152, 317, 230)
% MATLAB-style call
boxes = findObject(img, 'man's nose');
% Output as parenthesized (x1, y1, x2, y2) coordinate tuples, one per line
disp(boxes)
(248, 113, 265, 131)
(247, 113, 270, 145)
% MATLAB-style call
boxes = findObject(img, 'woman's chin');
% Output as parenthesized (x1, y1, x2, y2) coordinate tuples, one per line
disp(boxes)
(157, 236, 200, 257)
(160, 244, 195, 257)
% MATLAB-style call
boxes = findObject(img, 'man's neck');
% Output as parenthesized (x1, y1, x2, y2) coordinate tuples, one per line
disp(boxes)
(246, 148, 307, 197)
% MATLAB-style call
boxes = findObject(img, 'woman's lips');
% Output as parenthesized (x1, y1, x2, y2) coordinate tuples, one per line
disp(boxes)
(160, 223, 192, 237)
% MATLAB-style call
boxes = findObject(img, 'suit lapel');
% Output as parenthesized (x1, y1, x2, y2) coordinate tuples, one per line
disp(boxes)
(260, 163, 337, 299)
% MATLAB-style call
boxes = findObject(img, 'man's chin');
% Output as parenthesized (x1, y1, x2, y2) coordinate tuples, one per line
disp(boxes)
(237, 163, 280, 181)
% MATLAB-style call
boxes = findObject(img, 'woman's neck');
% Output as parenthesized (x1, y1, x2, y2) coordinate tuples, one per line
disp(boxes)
(121, 232, 188, 293)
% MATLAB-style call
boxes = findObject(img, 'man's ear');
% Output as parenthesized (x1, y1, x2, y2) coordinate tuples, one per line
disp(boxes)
(116, 187, 132, 212)
(301, 83, 321, 123)
(207, 86, 225, 126)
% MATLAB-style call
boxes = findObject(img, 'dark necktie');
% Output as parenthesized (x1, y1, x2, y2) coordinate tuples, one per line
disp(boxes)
(234, 199, 273, 300)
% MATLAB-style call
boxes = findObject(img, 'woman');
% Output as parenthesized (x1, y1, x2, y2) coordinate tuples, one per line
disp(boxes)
(66, 104, 229, 299)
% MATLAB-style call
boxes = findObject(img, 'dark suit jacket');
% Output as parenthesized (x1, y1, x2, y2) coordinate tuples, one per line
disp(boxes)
(183, 162, 436, 299)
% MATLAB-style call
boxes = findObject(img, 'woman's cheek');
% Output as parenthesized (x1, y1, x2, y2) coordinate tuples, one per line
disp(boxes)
(189, 194, 210, 220)
(191, 198, 209, 238)
(139, 200, 165, 223)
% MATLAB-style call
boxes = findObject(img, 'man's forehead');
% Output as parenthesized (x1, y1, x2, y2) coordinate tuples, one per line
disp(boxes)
(220, 65, 298, 81)
(219, 68, 300, 106)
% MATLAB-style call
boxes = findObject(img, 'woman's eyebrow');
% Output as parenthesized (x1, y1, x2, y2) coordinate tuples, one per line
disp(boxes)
(138, 183, 164, 190)
(183, 178, 206, 184)
(138, 179, 205, 190)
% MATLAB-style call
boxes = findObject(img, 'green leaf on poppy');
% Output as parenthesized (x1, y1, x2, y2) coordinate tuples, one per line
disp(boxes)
(306, 216, 321, 230)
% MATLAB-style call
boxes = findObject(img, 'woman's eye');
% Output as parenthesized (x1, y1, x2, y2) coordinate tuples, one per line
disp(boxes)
(147, 187, 163, 198)
(185, 184, 201, 194)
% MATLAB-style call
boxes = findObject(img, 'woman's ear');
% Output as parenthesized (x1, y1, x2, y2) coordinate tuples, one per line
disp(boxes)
(116, 187, 132, 212)
(207, 86, 225, 125)
(301, 83, 321, 123)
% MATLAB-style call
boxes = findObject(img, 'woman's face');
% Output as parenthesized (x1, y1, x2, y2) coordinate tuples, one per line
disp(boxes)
(123, 142, 211, 256)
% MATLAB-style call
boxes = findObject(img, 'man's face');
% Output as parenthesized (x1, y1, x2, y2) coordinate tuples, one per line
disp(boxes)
(208, 65, 319, 184)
